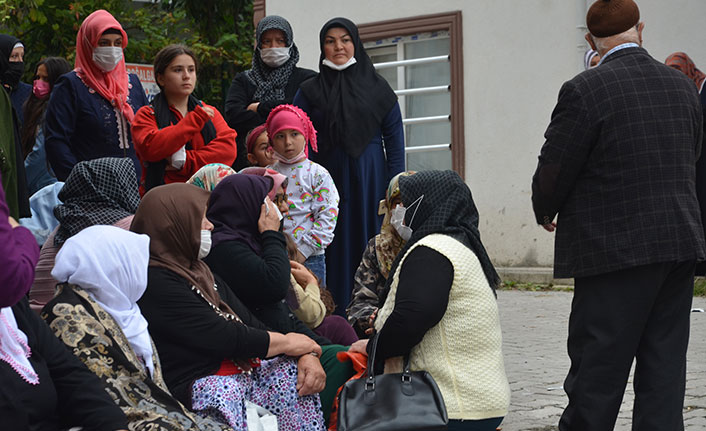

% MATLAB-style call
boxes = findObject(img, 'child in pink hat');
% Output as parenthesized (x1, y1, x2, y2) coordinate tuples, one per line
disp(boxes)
(266, 104, 339, 284)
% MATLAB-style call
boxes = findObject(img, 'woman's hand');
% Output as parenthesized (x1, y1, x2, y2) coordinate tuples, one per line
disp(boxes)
(267, 331, 322, 358)
(202, 106, 215, 118)
(348, 339, 369, 355)
(8, 216, 19, 228)
(247, 102, 260, 112)
(296, 353, 326, 396)
(258, 197, 281, 233)
(295, 249, 307, 264)
(290, 261, 317, 288)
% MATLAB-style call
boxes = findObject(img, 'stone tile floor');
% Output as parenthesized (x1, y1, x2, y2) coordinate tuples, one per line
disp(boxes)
(497, 290, 706, 430)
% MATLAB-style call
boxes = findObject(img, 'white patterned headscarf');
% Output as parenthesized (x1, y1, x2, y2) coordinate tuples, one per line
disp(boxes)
(245, 15, 300, 102)
(54, 157, 139, 246)
(51, 225, 154, 376)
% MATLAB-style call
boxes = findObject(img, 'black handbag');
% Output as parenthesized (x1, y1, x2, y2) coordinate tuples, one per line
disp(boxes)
(337, 334, 448, 431)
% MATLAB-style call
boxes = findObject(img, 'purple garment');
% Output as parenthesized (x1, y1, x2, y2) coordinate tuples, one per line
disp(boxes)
(0, 172, 40, 307)
(314, 315, 358, 346)
(208, 174, 272, 254)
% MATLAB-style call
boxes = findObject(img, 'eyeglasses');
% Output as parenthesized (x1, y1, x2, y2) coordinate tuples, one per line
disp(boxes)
(273, 193, 287, 206)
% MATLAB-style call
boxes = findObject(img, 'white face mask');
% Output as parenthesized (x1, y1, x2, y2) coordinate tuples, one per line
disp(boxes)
(322, 56, 357, 71)
(198, 229, 212, 259)
(260, 46, 291, 68)
(390, 195, 424, 242)
(93, 46, 123, 72)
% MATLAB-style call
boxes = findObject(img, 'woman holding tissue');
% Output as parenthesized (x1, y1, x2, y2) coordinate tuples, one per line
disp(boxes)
(132, 44, 237, 195)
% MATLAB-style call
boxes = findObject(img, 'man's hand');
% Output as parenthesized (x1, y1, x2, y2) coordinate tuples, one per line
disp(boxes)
(296, 353, 326, 396)
(247, 102, 260, 112)
(542, 222, 556, 232)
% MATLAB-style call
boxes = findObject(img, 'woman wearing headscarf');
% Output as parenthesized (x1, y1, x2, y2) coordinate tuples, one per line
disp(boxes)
(187, 162, 237, 191)
(203, 174, 353, 423)
(43, 225, 230, 431)
(132, 183, 325, 431)
(346, 171, 414, 337)
(30, 157, 140, 312)
(0, 34, 31, 218)
(0, 33, 31, 124)
(666, 52, 706, 275)
(294, 17, 405, 313)
(21, 57, 72, 195)
(0, 177, 127, 430)
(45, 9, 148, 181)
(348, 171, 510, 431)
(225, 15, 316, 170)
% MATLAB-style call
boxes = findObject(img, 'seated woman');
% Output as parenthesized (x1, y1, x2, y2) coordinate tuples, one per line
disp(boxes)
(30, 157, 139, 312)
(239, 167, 357, 346)
(346, 171, 414, 337)
(0, 173, 127, 430)
(132, 44, 237, 195)
(187, 163, 236, 191)
(203, 174, 353, 422)
(43, 225, 230, 431)
(349, 171, 511, 431)
(132, 183, 325, 431)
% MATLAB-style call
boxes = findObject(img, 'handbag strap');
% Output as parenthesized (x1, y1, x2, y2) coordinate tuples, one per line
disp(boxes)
(366, 333, 412, 380)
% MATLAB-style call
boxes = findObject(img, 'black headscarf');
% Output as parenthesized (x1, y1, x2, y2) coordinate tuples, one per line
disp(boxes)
(0, 34, 24, 90)
(245, 15, 300, 103)
(54, 158, 140, 246)
(380, 170, 501, 303)
(299, 17, 397, 158)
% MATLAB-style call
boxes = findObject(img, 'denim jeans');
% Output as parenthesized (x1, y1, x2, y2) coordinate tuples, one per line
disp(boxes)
(304, 254, 326, 286)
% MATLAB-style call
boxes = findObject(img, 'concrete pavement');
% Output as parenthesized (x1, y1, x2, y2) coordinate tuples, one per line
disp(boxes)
(497, 290, 706, 430)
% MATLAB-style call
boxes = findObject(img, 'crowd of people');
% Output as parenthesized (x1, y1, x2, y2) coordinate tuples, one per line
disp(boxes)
(0, 7, 509, 431)
(1, 0, 704, 429)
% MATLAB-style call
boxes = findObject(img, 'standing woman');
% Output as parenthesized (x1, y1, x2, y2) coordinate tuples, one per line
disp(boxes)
(0, 34, 31, 124)
(0, 34, 31, 218)
(294, 17, 405, 312)
(225, 15, 316, 170)
(21, 57, 72, 195)
(132, 45, 236, 195)
(45, 9, 148, 181)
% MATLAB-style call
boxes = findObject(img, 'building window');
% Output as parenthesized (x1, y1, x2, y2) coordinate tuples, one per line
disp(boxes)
(358, 12, 464, 177)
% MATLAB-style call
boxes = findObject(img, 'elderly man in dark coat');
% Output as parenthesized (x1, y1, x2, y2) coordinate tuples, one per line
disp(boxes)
(532, 0, 705, 429)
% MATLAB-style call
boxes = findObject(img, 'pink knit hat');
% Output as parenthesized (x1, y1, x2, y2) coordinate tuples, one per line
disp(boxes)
(239, 167, 289, 200)
(265, 104, 318, 154)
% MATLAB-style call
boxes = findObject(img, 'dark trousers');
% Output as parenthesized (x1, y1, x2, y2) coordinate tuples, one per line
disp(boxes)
(559, 261, 695, 431)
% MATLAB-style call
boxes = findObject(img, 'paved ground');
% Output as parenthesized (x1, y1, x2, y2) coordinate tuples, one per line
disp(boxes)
(497, 290, 706, 430)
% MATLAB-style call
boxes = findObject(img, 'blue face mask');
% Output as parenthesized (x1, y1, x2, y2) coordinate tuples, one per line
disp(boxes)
(390, 194, 424, 241)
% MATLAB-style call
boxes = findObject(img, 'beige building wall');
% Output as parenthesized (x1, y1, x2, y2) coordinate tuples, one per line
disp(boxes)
(265, 0, 706, 269)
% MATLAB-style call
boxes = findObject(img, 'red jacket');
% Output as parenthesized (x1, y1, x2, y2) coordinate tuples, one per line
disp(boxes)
(132, 103, 237, 194)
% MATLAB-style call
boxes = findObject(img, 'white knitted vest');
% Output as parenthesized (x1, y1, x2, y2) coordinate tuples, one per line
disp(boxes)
(374, 234, 510, 420)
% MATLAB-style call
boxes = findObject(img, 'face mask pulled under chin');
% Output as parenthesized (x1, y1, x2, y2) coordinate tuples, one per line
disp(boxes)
(198, 229, 212, 259)
(322, 56, 357, 71)
(260, 46, 291, 68)
(92, 46, 123, 72)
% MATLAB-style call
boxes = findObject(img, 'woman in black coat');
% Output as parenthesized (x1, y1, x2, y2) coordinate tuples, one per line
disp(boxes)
(224, 15, 316, 170)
